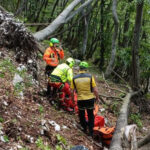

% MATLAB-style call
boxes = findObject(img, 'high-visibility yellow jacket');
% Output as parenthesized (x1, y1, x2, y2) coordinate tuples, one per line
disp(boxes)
(71, 71, 96, 100)
(51, 63, 73, 83)
(43, 47, 64, 67)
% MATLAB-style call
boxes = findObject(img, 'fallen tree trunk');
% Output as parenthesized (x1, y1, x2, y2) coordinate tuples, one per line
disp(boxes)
(138, 132, 150, 148)
(0, 6, 40, 79)
(109, 90, 141, 150)
(33, 0, 93, 41)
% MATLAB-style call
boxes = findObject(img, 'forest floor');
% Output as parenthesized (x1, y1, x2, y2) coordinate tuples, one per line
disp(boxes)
(0, 47, 150, 150)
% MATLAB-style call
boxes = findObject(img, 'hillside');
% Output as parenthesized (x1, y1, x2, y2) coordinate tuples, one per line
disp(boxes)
(0, 47, 150, 150)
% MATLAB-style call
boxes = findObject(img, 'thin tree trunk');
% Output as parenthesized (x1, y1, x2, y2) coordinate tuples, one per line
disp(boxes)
(99, 0, 105, 70)
(36, 0, 49, 31)
(14, 0, 27, 16)
(49, 0, 59, 23)
(81, 0, 91, 59)
(86, 31, 101, 59)
(122, 0, 133, 47)
(34, 0, 46, 22)
(131, 0, 144, 90)
(105, 0, 119, 78)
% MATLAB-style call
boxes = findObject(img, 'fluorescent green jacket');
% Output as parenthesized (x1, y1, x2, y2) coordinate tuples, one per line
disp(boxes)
(51, 63, 73, 83)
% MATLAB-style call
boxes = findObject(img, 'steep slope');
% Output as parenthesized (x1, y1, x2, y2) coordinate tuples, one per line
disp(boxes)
(0, 47, 150, 150)
(0, 48, 103, 150)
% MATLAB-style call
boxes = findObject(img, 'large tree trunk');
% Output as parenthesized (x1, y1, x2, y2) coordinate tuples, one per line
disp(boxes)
(105, 0, 119, 78)
(109, 92, 132, 150)
(109, 90, 141, 150)
(33, 0, 93, 41)
(0, 6, 40, 79)
(131, 1, 144, 91)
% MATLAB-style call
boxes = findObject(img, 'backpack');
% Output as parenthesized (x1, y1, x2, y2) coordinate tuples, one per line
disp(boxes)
(93, 127, 115, 147)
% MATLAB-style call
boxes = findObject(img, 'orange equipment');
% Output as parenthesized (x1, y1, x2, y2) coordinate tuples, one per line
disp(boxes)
(43, 47, 64, 67)
(93, 126, 115, 147)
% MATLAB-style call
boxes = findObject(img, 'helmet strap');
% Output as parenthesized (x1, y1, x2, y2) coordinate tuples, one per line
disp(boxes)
(66, 61, 69, 66)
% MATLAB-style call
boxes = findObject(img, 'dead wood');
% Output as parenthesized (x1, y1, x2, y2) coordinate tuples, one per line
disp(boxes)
(109, 89, 142, 150)
(99, 93, 123, 101)
(138, 132, 150, 148)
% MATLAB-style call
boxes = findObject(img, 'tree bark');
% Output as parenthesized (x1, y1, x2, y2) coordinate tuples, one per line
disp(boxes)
(14, 0, 27, 16)
(131, 1, 144, 91)
(33, 0, 93, 41)
(34, 0, 46, 22)
(121, 0, 133, 47)
(138, 132, 150, 148)
(81, 0, 91, 59)
(105, 0, 119, 78)
(109, 90, 142, 150)
(49, 0, 59, 23)
(99, 0, 105, 70)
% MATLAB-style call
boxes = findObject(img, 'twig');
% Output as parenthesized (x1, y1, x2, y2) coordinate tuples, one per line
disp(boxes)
(112, 70, 129, 86)
(104, 80, 126, 94)
(99, 97, 106, 104)
(99, 93, 123, 101)
(3, 120, 11, 124)
(108, 87, 126, 94)
(102, 71, 126, 96)
(25, 23, 50, 26)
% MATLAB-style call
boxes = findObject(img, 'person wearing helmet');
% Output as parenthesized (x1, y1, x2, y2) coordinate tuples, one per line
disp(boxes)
(43, 38, 64, 96)
(48, 58, 75, 111)
(71, 61, 100, 137)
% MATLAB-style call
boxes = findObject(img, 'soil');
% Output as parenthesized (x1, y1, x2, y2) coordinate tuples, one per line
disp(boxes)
(0, 47, 150, 150)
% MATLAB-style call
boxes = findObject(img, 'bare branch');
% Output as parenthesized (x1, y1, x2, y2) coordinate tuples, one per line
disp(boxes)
(65, 0, 93, 22)
(99, 93, 123, 101)
(138, 132, 150, 148)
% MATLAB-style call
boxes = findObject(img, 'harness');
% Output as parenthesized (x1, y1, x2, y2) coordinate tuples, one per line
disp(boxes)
(73, 73, 92, 93)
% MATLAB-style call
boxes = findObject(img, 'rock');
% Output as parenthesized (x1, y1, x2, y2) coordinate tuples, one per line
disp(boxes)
(0, 52, 5, 58)
(19, 91, 24, 100)
(0, 136, 6, 142)
(13, 73, 23, 85)
(48, 120, 60, 131)
(17, 64, 26, 72)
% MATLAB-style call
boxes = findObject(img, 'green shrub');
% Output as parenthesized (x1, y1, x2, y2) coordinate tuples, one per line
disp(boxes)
(0, 117, 4, 123)
(39, 105, 44, 114)
(36, 137, 51, 150)
(3, 135, 9, 142)
(130, 113, 143, 128)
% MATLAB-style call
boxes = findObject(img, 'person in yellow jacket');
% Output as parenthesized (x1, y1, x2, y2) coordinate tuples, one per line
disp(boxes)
(71, 61, 100, 137)
(43, 38, 64, 96)
(49, 58, 75, 110)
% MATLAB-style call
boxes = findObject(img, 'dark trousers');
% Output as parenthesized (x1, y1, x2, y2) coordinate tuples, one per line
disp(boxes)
(77, 99, 95, 136)
(45, 65, 56, 96)
(45, 65, 55, 76)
